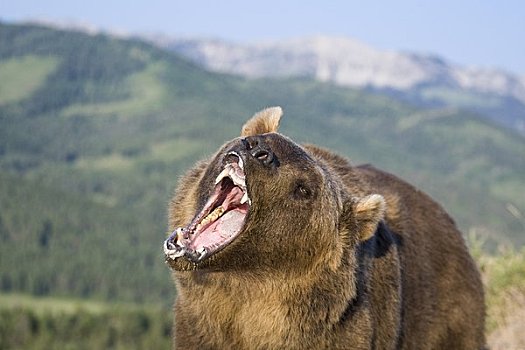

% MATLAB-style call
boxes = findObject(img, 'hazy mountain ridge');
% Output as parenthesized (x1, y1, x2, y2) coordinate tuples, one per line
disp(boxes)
(14, 19, 525, 132)
(154, 35, 525, 133)
(166, 36, 524, 94)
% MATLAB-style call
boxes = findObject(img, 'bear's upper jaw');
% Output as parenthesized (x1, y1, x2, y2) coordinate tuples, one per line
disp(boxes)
(164, 152, 250, 264)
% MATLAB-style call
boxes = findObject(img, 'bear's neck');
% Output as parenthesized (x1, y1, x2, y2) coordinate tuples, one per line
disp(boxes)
(174, 267, 367, 349)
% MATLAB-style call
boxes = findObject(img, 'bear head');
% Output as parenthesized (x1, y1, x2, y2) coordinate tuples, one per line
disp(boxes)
(164, 107, 385, 273)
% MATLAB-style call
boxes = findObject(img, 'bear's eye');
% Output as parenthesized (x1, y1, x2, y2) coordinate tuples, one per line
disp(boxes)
(293, 181, 312, 200)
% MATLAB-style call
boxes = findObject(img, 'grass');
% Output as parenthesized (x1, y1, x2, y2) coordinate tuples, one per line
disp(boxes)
(76, 153, 136, 171)
(60, 61, 169, 118)
(396, 108, 458, 131)
(419, 87, 502, 109)
(487, 287, 525, 349)
(468, 232, 525, 349)
(149, 138, 205, 162)
(0, 293, 172, 350)
(0, 292, 166, 315)
(0, 293, 114, 315)
(0, 55, 59, 106)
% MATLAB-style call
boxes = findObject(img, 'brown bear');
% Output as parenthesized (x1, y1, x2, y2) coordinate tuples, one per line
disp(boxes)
(164, 107, 486, 349)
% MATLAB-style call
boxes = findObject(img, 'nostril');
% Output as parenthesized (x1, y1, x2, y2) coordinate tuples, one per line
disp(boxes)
(242, 136, 278, 167)
(253, 150, 269, 161)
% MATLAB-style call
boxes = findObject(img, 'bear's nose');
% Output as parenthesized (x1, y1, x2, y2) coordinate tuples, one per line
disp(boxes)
(242, 136, 278, 167)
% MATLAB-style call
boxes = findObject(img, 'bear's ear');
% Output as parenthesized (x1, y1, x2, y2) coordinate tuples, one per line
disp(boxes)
(355, 194, 386, 241)
(241, 106, 283, 137)
(346, 194, 386, 242)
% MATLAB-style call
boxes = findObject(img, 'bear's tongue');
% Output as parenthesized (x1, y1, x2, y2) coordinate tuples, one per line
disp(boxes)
(188, 184, 248, 251)
(164, 154, 250, 263)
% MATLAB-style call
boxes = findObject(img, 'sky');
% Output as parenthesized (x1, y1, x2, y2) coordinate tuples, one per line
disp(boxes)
(1, 0, 524, 75)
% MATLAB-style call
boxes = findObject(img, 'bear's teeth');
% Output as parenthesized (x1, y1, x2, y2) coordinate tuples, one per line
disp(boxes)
(228, 167, 246, 190)
(164, 239, 185, 259)
(196, 247, 207, 261)
(240, 192, 249, 205)
(229, 169, 246, 188)
(175, 227, 186, 245)
(215, 167, 231, 184)
(237, 155, 244, 170)
(168, 249, 185, 259)
(215, 164, 246, 189)
(196, 206, 225, 231)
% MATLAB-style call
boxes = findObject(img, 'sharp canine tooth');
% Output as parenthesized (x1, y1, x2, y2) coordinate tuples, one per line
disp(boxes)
(215, 167, 231, 184)
(176, 227, 184, 241)
(196, 247, 207, 261)
(229, 170, 246, 188)
(240, 192, 249, 204)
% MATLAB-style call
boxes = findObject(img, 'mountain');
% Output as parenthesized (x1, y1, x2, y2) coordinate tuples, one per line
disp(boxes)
(0, 22, 524, 304)
(154, 36, 525, 134)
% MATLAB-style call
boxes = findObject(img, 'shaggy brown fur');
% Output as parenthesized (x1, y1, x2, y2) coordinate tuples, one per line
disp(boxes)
(166, 107, 486, 349)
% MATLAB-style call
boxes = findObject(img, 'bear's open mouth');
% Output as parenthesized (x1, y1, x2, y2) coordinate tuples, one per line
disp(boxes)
(164, 152, 250, 263)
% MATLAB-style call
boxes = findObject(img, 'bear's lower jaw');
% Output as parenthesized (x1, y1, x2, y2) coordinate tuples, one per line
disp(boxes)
(164, 154, 250, 264)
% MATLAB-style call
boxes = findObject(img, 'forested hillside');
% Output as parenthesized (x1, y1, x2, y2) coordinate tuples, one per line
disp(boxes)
(0, 22, 524, 305)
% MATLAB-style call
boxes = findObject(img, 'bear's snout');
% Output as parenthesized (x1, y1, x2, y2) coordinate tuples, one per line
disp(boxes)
(242, 135, 279, 168)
